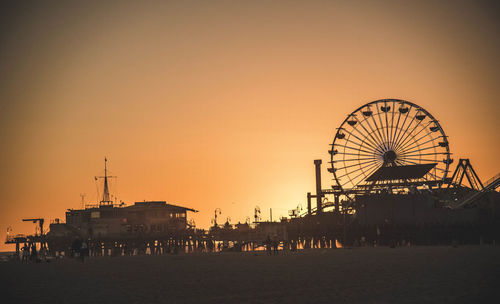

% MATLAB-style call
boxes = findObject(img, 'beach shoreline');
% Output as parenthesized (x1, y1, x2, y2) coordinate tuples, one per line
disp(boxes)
(2, 246, 498, 303)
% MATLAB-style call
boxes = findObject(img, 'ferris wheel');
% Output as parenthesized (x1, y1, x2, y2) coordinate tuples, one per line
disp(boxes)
(329, 99, 452, 191)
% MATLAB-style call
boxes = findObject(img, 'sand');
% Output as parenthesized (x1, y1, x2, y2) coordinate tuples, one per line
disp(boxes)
(1, 246, 499, 303)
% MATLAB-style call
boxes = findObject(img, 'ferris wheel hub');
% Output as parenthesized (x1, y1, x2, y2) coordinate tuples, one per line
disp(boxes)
(383, 150, 397, 164)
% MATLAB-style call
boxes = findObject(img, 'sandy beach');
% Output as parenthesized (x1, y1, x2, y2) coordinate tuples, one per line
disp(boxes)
(1, 246, 499, 303)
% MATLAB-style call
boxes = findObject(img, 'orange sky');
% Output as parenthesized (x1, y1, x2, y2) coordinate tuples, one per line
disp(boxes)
(1, 0, 499, 251)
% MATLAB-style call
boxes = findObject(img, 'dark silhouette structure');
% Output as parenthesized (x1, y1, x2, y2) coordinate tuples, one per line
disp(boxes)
(5, 99, 500, 255)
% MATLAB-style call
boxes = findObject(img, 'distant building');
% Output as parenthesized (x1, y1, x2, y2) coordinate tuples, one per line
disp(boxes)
(52, 201, 196, 239)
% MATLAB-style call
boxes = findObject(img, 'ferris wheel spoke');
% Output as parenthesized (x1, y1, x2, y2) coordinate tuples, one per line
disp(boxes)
(397, 135, 428, 157)
(401, 158, 442, 164)
(397, 120, 434, 152)
(400, 144, 438, 155)
(400, 156, 440, 163)
(381, 101, 389, 147)
(399, 134, 442, 154)
(394, 159, 407, 166)
(376, 106, 389, 149)
(341, 160, 381, 183)
(341, 128, 384, 155)
(394, 107, 423, 151)
(334, 138, 358, 151)
(401, 152, 447, 157)
(360, 105, 387, 151)
(391, 104, 413, 151)
(399, 141, 428, 157)
(337, 135, 367, 149)
(395, 131, 427, 157)
(341, 144, 379, 155)
(407, 130, 444, 153)
(356, 165, 384, 188)
(342, 135, 380, 154)
(384, 101, 391, 149)
(400, 157, 446, 168)
(397, 157, 440, 171)
(330, 157, 383, 164)
(399, 138, 442, 155)
(369, 113, 388, 151)
(350, 121, 385, 154)
(336, 160, 381, 179)
(397, 159, 443, 179)
(392, 118, 413, 152)
(359, 138, 385, 156)
(393, 117, 424, 152)
(341, 173, 356, 190)
(389, 119, 402, 151)
(396, 136, 427, 153)
(335, 151, 379, 158)
(400, 146, 441, 157)
(334, 158, 382, 172)
(355, 162, 383, 185)
(341, 161, 381, 189)
(354, 116, 386, 154)
(396, 121, 434, 152)
(360, 115, 386, 150)
(389, 101, 399, 149)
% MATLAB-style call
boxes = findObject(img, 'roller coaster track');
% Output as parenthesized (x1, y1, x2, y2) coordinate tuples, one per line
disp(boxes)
(450, 172, 500, 209)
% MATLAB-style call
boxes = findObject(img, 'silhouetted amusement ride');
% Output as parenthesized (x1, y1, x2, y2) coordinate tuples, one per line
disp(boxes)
(298, 99, 500, 248)
(5, 99, 500, 257)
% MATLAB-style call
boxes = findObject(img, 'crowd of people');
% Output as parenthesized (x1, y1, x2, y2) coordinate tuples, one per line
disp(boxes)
(71, 238, 89, 262)
(20, 242, 46, 263)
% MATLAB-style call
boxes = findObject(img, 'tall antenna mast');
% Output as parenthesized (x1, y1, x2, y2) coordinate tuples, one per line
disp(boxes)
(95, 157, 116, 206)
(103, 158, 110, 202)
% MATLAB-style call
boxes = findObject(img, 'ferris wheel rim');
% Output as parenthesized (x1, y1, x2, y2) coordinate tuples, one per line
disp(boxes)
(330, 98, 451, 192)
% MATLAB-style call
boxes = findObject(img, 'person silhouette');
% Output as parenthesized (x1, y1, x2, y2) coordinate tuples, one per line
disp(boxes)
(21, 243, 29, 263)
(30, 243, 37, 262)
(265, 235, 272, 255)
(81, 241, 88, 262)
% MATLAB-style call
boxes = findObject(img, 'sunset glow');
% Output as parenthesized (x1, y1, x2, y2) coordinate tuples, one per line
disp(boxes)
(1, 0, 499, 251)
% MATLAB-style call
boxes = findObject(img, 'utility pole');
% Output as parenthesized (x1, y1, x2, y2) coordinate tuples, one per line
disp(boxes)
(80, 193, 86, 209)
